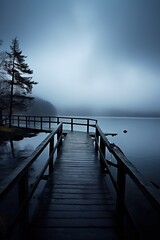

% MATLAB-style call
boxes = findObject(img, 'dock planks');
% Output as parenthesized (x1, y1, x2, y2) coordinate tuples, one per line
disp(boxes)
(29, 131, 120, 240)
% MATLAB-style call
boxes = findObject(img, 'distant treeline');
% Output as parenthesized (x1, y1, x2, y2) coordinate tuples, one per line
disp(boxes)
(104, 109, 160, 118)
(25, 97, 57, 116)
(57, 107, 160, 118)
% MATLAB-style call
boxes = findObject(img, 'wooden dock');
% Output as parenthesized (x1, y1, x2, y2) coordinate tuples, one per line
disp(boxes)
(1, 115, 160, 240)
(29, 131, 120, 240)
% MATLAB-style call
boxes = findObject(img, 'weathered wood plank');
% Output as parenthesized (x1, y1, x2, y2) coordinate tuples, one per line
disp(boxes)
(36, 204, 114, 211)
(44, 193, 112, 199)
(40, 198, 113, 205)
(44, 188, 110, 194)
(34, 210, 114, 219)
(30, 228, 119, 240)
(32, 218, 115, 228)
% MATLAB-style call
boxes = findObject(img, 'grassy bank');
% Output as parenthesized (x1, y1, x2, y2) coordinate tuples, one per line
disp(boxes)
(0, 125, 40, 142)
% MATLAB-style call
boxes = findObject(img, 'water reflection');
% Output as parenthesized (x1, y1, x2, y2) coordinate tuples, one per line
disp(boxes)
(0, 132, 48, 183)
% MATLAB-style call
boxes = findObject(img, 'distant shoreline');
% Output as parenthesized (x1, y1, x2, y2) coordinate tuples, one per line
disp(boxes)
(57, 112, 160, 118)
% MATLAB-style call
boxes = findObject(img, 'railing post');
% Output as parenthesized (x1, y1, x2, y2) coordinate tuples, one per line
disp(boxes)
(34, 116, 36, 128)
(26, 116, 28, 128)
(28, 116, 30, 127)
(71, 118, 73, 131)
(49, 117, 51, 129)
(49, 137, 54, 174)
(60, 124, 63, 147)
(18, 171, 29, 239)
(19, 171, 28, 209)
(100, 137, 106, 172)
(87, 119, 89, 133)
(41, 117, 43, 130)
(11, 115, 14, 124)
(18, 116, 20, 127)
(95, 127, 99, 152)
(57, 124, 62, 152)
(116, 162, 126, 224)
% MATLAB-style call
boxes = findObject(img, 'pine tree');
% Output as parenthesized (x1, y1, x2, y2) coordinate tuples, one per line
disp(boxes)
(4, 37, 37, 126)
(0, 39, 8, 124)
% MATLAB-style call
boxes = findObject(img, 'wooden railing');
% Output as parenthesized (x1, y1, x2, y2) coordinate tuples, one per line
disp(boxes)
(0, 122, 63, 239)
(2, 115, 97, 132)
(95, 123, 160, 238)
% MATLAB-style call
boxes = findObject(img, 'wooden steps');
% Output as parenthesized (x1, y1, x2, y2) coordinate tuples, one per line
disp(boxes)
(29, 131, 120, 240)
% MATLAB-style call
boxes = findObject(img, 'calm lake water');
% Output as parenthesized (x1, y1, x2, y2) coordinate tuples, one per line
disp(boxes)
(96, 116, 160, 187)
(1, 116, 160, 187)
(0, 132, 49, 183)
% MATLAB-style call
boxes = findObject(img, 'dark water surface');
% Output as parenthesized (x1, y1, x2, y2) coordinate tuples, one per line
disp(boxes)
(0, 132, 48, 183)
(96, 116, 160, 187)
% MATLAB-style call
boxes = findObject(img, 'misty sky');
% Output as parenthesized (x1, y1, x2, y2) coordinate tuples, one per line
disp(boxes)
(0, 0, 160, 114)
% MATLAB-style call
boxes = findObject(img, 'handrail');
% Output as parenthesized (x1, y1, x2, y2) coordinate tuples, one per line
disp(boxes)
(0, 122, 63, 239)
(95, 123, 160, 210)
(2, 115, 97, 132)
(111, 144, 160, 210)
(0, 123, 62, 199)
(95, 123, 160, 238)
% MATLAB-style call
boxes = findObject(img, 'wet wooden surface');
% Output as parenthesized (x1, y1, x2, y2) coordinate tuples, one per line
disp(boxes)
(29, 131, 120, 240)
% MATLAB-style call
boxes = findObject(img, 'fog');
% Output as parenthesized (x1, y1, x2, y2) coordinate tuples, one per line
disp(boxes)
(1, 0, 160, 115)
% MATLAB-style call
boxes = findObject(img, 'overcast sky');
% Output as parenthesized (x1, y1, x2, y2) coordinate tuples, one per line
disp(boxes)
(0, 0, 160, 115)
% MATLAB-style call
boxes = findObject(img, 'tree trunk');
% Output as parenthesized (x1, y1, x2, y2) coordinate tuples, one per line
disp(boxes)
(9, 73, 14, 127)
